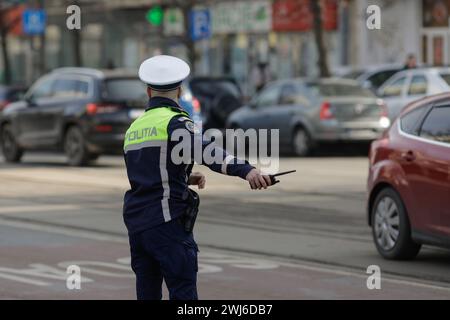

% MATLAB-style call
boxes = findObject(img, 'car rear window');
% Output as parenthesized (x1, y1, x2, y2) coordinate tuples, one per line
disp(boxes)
(190, 79, 241, 99)
(400, 106, 428, 135)
(307, 83, 375, 97)
(439, 73, 450, 86)
(419, 106, 450, 144)
(367, 70, 399, 89)
(103, 78, 147, 102)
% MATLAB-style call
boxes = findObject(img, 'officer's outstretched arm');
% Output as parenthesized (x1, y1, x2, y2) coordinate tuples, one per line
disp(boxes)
(168, 116, 271, 189)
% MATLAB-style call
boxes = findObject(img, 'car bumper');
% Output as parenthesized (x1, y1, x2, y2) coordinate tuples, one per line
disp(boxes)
(315, 120, 387, 142)
(86, 132, 125, 154)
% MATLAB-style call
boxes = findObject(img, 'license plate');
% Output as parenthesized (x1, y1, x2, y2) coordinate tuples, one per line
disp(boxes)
(129, 109, 144, 119)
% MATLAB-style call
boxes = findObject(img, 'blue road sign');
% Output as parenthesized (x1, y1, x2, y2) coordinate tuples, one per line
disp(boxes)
(189, 9, 211, 41)
(23, 9, 47, 35)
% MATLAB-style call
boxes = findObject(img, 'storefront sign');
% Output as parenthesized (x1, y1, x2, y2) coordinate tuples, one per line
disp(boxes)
(190, 9, 211, 41)
(163, 8, 185, 36)
(3, 5, 25, 36)
(423, 0, 449, 27)
(211, 1, 272, 34)
(22, 9, 47, 35)
(272, 0, 338, 32)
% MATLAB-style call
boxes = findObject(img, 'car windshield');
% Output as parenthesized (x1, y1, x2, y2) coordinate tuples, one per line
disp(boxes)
(103, 78, 147, 102)
(439, 73, 450, 86)
(307, 83, 375, 97)
(190, 79, 241, 99)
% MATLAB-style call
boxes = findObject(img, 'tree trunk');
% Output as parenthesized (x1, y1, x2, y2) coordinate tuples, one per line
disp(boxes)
(0, 4, 12, 85)
(0, 26, 11, 84)
(73, 28, 82, 66)
(71, 0, 82, 66)
(38, 0, 46, 74)
(181, 2, 195, 73)
(311, 0, 330, 78)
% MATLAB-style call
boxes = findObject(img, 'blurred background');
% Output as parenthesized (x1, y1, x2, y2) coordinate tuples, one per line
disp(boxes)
(0, 0, 450, 300)
(0, 0, 437, 95)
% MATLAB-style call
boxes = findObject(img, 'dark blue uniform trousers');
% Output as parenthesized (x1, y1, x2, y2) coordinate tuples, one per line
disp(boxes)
(129, 219, 199, 300)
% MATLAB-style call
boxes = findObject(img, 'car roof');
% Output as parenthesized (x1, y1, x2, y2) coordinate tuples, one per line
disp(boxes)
(394, 67, 450, 78)
(282, 77, 362, 86)
(51, 67, 138, 79)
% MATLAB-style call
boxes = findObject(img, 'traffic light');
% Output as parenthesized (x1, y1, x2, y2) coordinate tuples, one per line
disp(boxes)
(146, 6, 163, 26)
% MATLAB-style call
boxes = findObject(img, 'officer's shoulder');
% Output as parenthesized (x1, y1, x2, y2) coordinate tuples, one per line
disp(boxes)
(168, 114, 195, 133)
(175, 116, 193, 123)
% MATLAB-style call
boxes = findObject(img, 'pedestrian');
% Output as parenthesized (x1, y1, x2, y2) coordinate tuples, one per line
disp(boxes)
(123, 55, 272, 300)
(403, 54, 417, 69)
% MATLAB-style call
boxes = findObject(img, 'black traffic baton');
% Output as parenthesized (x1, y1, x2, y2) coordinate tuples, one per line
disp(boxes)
(269, 170, 296, 186)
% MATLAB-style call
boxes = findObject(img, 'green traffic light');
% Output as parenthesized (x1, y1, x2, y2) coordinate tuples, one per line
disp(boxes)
(146, 6, 163, 26)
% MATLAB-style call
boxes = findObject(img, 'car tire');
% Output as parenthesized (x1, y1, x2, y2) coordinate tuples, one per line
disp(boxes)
(1, 124, 23, 163)
(291, 127, 312, 157)
(89, 153, 100, 161)
(64, 126, 91, 167)
(371, 187, 421, 260)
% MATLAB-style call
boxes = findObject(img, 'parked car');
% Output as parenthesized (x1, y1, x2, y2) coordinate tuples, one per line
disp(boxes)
(367, 93, 450, 260)
(227, 78, 390, 156)
(187, 77, 243, 129)
(377, 67, 450, 120)
(0, 68, 200, 166)
(0, 85, 27, 111)
(342, 64, 404, 93)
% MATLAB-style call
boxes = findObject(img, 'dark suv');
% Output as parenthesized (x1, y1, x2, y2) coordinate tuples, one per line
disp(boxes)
(0, 68, 148, 166)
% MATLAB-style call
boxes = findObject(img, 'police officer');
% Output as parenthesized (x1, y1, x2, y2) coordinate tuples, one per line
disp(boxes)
(123, 55, 272, 300)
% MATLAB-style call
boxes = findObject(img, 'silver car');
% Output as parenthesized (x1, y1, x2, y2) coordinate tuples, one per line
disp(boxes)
(377, 67, 450, 120)
(341, 64, 403, 92)
(227, 78, 390, 156)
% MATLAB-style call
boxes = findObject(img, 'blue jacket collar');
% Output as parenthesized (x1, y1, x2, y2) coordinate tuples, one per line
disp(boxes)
(146, 97, 185, 113)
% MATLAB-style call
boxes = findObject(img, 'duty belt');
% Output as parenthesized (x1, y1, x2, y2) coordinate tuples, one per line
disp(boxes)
(181, 188, 200, 233)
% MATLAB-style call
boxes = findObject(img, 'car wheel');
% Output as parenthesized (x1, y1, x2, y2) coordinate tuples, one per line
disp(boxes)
(64, 126, 90, 167)
(292, 127, 312, 157)
(1, 124, 23, 163)
(371, 187, 421, 260)
(89, 153, 100, 161)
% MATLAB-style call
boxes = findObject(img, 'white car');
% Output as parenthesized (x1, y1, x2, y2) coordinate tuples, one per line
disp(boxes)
(377, 68, 450, 120)
(341, 64, 404, 92)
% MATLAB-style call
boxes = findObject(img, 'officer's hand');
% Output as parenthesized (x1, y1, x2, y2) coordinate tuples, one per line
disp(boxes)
(188, 172, 206, 189)
(245, 168, 272, 190)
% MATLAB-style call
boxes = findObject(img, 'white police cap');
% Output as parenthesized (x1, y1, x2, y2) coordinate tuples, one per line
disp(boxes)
(138, 55, 190, 91)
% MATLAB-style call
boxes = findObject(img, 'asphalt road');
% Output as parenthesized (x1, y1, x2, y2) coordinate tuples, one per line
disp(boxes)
(0, 152, 449, 300)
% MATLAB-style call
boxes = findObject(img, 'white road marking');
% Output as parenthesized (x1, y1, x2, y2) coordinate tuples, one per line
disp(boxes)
(0, 204, 81, 214)
(0, 216, 450, 293)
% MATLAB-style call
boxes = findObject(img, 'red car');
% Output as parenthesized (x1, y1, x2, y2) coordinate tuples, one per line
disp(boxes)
(367, 93, 450, 260)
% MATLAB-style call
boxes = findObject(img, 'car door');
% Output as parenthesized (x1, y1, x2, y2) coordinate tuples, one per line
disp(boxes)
(243, 83, 281, 130)
(405, 74, 429, 106)
(17, 75, 55, 146)
(415, 104, 450, 237)
(379, 75, 409, 120)
(267, 82, 312, 146)
(39, 76, 92, 144)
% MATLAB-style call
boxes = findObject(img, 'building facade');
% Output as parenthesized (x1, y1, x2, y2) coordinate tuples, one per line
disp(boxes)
(3, 0, 447, 94)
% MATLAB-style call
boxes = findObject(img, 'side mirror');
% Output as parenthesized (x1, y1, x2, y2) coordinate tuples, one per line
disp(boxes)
(25, 96, 37, 107)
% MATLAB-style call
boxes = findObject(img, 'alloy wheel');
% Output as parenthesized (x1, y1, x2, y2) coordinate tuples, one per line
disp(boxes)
(374, 196, 400, 251)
